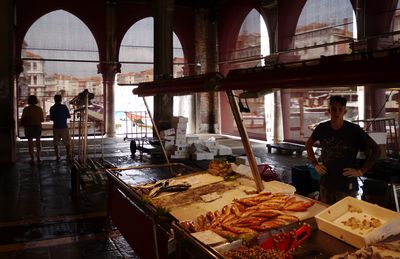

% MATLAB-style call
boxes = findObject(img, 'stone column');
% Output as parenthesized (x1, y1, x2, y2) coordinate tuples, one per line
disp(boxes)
(0, 0, 16, 165)
(97, 62, 120, 137)
(364, 85, 386, 131)
(261, 0, 278, 53)
(280, 89, 291, 141)
(98, 1, 120, 137)
(261, 2, 281, 142)
(194, 7, 219, 133)
(153, 0, 174, 130)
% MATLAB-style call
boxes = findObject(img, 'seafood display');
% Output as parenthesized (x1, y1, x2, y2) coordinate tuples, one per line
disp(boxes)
(331, 240, 400, 259)
(181, 192, 315, 240)
(341, 216, 382, 231)
(224, 224, 312, 259)
(133, 179, 191, 198)
(224, 245, 292, 259)
(207, 160, 233, 177)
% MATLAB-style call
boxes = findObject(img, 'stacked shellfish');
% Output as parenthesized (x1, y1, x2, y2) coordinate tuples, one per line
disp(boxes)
(181, 192, 315, 240)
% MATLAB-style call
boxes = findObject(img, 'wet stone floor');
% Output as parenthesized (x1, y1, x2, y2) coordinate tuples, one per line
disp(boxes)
(0, 138, 139, 259)
(0, 136, 313, 258)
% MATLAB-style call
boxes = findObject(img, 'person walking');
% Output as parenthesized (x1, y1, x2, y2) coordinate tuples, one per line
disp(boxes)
(21, 95, 44, 164)
(50, 94, 71, 161)
(305, 95, 380, 205)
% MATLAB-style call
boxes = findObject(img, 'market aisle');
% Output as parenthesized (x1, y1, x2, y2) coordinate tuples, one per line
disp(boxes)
(0, 138, 139, 259)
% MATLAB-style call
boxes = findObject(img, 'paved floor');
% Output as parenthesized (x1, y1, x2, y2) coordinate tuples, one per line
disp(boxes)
(0, 135, 311, 259)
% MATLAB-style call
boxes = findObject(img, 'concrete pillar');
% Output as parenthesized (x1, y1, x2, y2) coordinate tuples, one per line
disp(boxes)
(98, 62, 120, 137)
(153, 0, 174, 130)
(0, 0, 16, 165)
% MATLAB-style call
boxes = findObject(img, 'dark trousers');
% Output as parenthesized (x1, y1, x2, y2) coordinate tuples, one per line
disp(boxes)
(319, 185, 357, 205)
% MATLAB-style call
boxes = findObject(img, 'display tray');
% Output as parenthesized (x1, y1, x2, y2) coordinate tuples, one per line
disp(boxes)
(315, 196, 400, 248)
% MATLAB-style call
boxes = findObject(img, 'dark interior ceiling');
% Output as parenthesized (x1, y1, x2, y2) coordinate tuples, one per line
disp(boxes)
(174, 0, 220, 8)
(120, 0, 228, 8)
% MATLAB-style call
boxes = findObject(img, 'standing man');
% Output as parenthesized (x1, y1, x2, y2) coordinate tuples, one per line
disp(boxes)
(305, 95, 380, 205)
(21, 95, 44, 164)
(50, 94, 71, 161)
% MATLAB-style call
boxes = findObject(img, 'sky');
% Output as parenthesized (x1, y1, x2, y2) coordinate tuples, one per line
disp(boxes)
(23, 10, 183, 77)
(298, 0, 354, 27)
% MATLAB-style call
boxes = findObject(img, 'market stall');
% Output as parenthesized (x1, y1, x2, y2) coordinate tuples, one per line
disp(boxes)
(106, 159, 400, 258)
(106, 71, 400, 258)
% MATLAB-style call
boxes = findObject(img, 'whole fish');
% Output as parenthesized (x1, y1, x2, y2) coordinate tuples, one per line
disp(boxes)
(150, 183, 191, 198)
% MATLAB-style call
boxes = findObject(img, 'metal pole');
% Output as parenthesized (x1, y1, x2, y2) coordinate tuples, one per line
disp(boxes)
(71, 108, 76, 158)
(93, 120, 96, 160)
(142, 97, 171, 166)
(83, 93, 89, 167)
(226, 90, 264, 192)
(101, 120, 104, 162)
(78, 111, 83, 163)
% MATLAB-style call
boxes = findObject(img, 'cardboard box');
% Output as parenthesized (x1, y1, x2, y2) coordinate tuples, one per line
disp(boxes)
(315, 196, 400, 248)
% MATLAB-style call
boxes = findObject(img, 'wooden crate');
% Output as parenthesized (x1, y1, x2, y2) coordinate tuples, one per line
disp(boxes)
(315, 196, 400, 248)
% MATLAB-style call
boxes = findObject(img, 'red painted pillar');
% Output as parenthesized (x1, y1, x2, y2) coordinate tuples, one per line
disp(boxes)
(0, 0, 16, 165)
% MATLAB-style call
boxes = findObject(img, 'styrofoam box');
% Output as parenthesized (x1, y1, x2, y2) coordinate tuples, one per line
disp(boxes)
(236, 156, 261, 165)
(192, 151, 214, 160)
(186, 135, 199, 144)
(160, 128, 175, 137)
(176, 128, 187, 135)
(175, 138, 187, 145)
(217, 144, 232, 156)
(174, 144, 189, 151)
(315, 196, 400, 248)
(368, 132, 387, 145)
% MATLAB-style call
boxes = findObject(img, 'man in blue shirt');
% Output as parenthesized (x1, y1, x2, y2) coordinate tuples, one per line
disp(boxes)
(50, 94, 71, 161)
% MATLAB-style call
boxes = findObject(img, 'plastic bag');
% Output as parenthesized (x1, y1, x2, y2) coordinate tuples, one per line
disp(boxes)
(258, 164, 278, 182)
